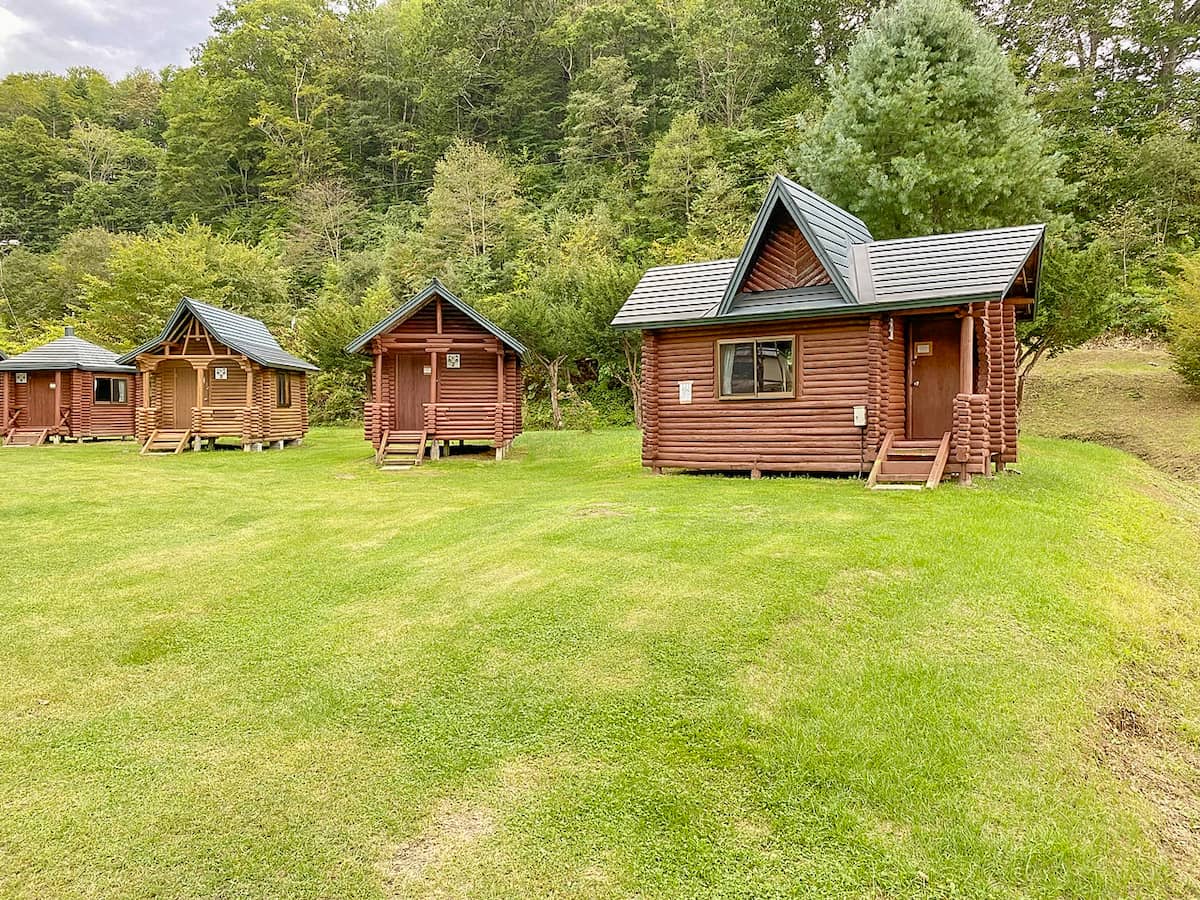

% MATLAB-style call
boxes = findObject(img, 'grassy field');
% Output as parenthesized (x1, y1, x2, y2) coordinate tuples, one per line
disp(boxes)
(2, 427, 1199, 898)
(1023, 343, 1200, 480)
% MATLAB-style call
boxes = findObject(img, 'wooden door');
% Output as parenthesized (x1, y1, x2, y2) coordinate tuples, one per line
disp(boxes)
(908, 316, 960, 439)
(26, 373, 56, 425)
(393, 354, 429, 431)
(169, 364, 197, 429)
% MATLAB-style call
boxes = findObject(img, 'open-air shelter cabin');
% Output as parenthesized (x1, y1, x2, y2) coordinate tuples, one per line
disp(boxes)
(611, 175, 1044, 488)
(116, 297, 318, 454)
(348, 280, 524, 468)
(0, 327, 137, 446)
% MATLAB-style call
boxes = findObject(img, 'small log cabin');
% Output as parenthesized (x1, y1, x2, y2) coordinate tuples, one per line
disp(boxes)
(116, 297, 318, 454)
(0, 327, 138, 446)
(612, 175, 1044, 488)
(347, 280, 525, 467)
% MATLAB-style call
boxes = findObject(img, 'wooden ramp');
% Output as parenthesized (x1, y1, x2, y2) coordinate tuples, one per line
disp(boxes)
(141, 429, 191, 455)
(377, 430, 428, 470)
(867, 432, 952, 490)
(3, 428, 49, 447)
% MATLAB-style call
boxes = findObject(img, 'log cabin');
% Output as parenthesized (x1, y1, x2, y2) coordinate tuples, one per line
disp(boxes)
(116, 297, 318, 454)
(612, 175, 1044, 488)
(0, 327, 138, 446)
(347, 280, 525, 468)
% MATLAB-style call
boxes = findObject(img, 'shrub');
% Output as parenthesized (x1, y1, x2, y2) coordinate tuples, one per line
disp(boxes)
(308, 370, 366, 425)
(1168, 255, 1200, 390)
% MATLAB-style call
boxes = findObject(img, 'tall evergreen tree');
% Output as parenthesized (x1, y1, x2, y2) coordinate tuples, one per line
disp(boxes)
(799, 0, 1064, 238)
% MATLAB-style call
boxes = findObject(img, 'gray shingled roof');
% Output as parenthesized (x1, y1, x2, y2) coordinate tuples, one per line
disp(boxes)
(612, 174, 1045, 330)
(610, 259, 736, 328)
(0, 327, 135, 373)
(116, 297, 317, 372)
(346, 279, 526, 355)
(848, 225, 1045, 305)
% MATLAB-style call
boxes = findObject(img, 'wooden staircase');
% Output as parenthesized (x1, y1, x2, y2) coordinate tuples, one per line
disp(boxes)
(867, 431, 952, 490)
(141, 429, 192, 455)
(3, 428, 49, 447)
(376, 430, 428, 470)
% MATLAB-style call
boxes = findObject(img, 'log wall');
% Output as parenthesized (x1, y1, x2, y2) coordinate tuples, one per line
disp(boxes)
(640, 301, 1016, 474)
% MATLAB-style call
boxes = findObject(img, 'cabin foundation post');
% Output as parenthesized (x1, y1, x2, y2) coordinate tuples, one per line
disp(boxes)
(193, 435, 203, 452)
(651, 466, 663, 476)
(431, 440, 440, 461)
(751, 467, 762, 480)
(273, 439, 284, 450)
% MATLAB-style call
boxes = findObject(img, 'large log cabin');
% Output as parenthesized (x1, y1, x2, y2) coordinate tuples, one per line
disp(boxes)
(116, 297, 318, 454)
(612, 175, 1044, 488)
(0, 327, 137, 446)
(347, 280, 525, 467)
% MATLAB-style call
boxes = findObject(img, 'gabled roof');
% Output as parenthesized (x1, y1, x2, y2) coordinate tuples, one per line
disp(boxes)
(612, 174, 1046, 330)
(115, 297, 317, 372)
(848, 224, 1046, 306)
(346, 279, 526, 355)
(717, 175, 873, 315)
(0, 327, 135, 373)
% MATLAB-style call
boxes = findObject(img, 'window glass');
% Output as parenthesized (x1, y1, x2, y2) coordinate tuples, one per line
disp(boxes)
(718, 338, 795, 398)
(757, 340, 793, 394)
(276, 372, 292, 408)
(719, 342, 756, 396)
(93, 377, 128, 404)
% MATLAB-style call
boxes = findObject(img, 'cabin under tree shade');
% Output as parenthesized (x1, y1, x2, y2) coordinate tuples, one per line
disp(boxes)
(116, 297, 317, 454)
(612, 175, 1043, 487)
(0, 327, 137, 446)
(347, 280, 524, 467)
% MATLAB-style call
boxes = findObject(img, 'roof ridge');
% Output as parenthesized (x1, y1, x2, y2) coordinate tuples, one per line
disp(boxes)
(865, 223, 1046, 247)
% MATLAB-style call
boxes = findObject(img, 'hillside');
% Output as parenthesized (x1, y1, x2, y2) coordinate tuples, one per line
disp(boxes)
(0, 429, 1198, 897)
(1023, 344, 1200, 481)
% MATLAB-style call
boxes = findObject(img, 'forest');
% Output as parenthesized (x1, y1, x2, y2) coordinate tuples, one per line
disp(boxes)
(0, 0, 1197, 427)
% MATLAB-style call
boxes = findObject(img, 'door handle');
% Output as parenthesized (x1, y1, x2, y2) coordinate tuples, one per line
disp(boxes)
(912, 380, 920, 387)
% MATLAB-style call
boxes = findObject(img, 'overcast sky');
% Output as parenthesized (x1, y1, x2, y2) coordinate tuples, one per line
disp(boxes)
(0, 0, 216, 78)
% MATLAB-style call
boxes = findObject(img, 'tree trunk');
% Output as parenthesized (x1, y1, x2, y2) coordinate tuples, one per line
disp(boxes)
(547, 357, 565, 430)
(1016, 344, 1047, 409)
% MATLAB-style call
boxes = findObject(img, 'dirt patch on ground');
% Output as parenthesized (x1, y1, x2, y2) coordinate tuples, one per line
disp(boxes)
(379, 802, 497, 885)
(1094, 701, 1200, 892)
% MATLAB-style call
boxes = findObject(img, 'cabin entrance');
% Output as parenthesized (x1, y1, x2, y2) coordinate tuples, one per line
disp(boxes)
(907, 315, 960, 439)
(393, 353, 430, 430)
(161, 362, 197, 429)
(26, 373, 57, 426)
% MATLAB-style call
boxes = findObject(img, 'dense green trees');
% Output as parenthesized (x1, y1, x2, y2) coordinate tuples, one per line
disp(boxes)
(0, 0, 1196, 422)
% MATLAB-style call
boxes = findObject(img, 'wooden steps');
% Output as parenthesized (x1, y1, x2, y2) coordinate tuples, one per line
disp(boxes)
(867, 432, 952, 489)
(377, 430, 427, 470)
(3, 428, 49, 447)
(141, 429, 191, 455)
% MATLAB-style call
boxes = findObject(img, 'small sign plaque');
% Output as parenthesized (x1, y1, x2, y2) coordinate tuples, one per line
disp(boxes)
(446, 353, 461, 369)
(14, 372, 26, 384)
(214, 367, 228, 380)
(915, 341, 933, 356)
(423, 365, 433, 376)
(678, 380, 693, 404)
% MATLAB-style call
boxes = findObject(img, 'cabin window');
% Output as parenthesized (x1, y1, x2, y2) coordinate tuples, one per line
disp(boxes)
(93, 377, 128, 404)
(717, 338, 795, 399)
(276, 372, 292, 408)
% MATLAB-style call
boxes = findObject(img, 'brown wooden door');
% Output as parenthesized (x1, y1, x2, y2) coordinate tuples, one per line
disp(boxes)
(168, 364, 197, 429)
(908, 316, 960, 439)
(393, 354, 429, 430)
(26, 373, 56, 426)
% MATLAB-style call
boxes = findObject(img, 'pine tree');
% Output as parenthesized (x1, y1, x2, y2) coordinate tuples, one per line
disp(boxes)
(799, 0, 1064, 238)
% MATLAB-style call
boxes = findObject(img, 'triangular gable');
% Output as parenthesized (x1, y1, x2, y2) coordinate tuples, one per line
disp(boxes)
(346, 280, 526, 355)
(717, 175, 871, 315)
(739, 207, 832, 294)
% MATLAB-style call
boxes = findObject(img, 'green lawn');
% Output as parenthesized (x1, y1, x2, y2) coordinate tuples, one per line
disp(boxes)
(1, 428, 1198, 898)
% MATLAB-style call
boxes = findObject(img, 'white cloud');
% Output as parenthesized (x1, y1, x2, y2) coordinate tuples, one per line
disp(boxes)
(0, 0, 215, 77)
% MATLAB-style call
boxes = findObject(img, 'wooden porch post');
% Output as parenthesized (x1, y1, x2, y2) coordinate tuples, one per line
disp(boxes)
(959, 311, 974, 394)
(194, 364, 205, 451)
(1, 372, 8, 434)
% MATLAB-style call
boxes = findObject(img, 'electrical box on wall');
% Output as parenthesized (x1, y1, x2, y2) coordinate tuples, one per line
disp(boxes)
(853, 405, 867, 427)
(678, 381, 693, 404)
